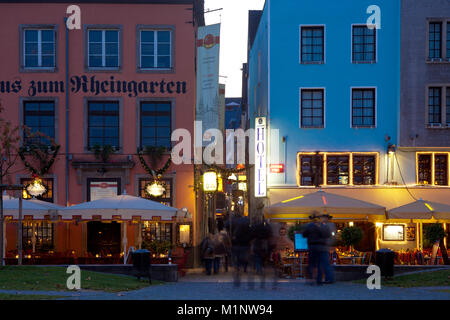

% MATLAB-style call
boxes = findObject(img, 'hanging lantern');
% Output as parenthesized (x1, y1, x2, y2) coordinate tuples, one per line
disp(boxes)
(145, 181, 165, 197)
(228, 173, 237, 182)
(238, 181, 247, 192)
(26, 178, 47, 197)
(203, 171, 218, 192)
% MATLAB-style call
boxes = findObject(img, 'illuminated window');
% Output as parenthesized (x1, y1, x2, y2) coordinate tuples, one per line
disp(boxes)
(383, 225, 404, 241)
(139, 178, 173, 206)
(22, 221, 54, 252)
(299, 154, 323, 186)
(327, 155, 349, 185)
(21, 178, 54, 203)
(353, 155, 376, 185)
(142, 222, 172, 243)
(417, 153, 449, 186)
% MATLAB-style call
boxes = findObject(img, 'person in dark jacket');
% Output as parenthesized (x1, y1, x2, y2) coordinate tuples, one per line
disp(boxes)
(249, 221, 272, 288)
(302, 212, 331, 285)
(200, 233, 215, 275)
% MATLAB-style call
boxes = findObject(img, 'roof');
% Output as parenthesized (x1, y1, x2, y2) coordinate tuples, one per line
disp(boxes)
(225, 98, 242, 106)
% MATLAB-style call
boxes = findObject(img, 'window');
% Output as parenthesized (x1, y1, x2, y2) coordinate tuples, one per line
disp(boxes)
(301, 89, 324, 128)
(417, 154, 432, 185)
(23, 101, 55, 146)
(429, 22, 442, 59)
(299, 154, 323, 186)
(88, 101, 119, 149)
(142, 221, 172, 243)
(140, 101, 171, 149)
(428, 87, 442, 125)
(21, 178, 54, 202)
(23, 29, 55, 68)
(140, 30, 172, 69)
(434, 154, 448, 186)
(447, 22, 450, 59)
(352, 89, 375, 127)
(88, 29, 119, 68)
(23, 221, 54, 252)
(352, 25, 376, 63)
(301, 26, 324, 63)
(139, 178, 173, 206)
(353, 155, 376, 185)
(326, 155, 350, 185)
(383, 225, 405, 241)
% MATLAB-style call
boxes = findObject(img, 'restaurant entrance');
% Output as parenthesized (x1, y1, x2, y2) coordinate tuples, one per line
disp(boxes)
(87, 221, 121, 256)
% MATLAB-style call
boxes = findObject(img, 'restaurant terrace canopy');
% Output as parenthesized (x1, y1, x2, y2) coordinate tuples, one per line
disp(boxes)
(387, 199, 450, 220)
(61, 194, 180, 221)
(264, 190, 386, 221)
(2, 194, 64, 220)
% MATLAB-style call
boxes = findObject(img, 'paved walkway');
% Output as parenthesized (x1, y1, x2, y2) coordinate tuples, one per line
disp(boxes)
(0, 268, 449, 300)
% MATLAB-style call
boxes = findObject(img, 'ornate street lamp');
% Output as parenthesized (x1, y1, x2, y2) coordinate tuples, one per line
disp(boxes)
(203, 171, 218, 193)
(26, 178, 47, 198)
(145, 181, 166, 197)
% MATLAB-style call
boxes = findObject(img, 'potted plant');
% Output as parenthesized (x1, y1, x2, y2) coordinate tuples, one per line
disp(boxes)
(424, 223, 448, 265)
(340, 226, 364, 255)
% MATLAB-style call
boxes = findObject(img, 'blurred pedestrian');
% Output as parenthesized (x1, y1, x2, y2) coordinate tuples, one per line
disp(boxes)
(249, 220, 272, 288)
(225, 213, 252, 287)
(199, 233, 215, 276)
(218, 225, 232, 272)
(319, 213, 335, 284)
(213, 229, 228, 274)
(302, 211, 330, 285)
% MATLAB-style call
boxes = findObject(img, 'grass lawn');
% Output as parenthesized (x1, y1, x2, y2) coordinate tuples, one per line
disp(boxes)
(0, 293, 66, 300)
(0, 266, 162, 292)
(355, 269, 450, 288)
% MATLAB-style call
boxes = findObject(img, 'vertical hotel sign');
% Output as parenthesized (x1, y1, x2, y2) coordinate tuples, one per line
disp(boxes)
(255, 117, 267, 197)
(196, 24, 221, 144)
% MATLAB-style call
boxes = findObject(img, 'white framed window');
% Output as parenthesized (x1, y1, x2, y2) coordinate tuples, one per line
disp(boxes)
(140, 30, 172, 69)
(23, 29, 55, 69)
(88, 29, 119, 68)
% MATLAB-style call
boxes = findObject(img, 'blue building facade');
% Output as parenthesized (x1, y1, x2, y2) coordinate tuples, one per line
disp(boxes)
(249, 0, 400, 191)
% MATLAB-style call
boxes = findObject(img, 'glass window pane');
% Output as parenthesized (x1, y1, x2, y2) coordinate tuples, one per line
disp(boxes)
(25, 43, 38, 54)
(105, 43, 118, 55)
(25, 55, 38, 67)
(157, 43, 170, 55)
(158, 31, 170, 43)
(41, 30, 54, 42)
(141, 31, 154, 43)
(141, 56, 154, 68)
(25, 30, 38, 42)
(105, 30, 118, 42)
(89, 43, 102, 55)
(89, 30, 102, 42)
(41, 55, 54, 67)
(89, 55, 102, 67)
(105, 56, 118, 67)
(157, 56, 170, 68)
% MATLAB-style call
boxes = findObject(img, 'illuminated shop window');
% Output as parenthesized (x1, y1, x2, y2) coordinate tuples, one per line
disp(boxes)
(142, 221, 172, 243)
(352, 25, 376, 63)
(140, 30, 172, 69)
(299, 154, 323, 186)
(382, 225, 404, 241)
(23, 29, 55, 68)
(417, 153, 449, 186)
(327, 155, 350, 185)
(353, 155, 376, 185)
(22, 221, 54, 252)
(298, 153, 378, 186)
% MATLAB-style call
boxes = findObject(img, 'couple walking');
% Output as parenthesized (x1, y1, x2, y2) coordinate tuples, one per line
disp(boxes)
(200, 227, 232, 276)
(302, 211, 335, 285)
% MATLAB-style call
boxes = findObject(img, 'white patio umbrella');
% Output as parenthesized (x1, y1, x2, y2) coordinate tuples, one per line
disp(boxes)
(2, 194, 63, 220)
(61, 194, 180, 221)
(387, 199, 450, 220)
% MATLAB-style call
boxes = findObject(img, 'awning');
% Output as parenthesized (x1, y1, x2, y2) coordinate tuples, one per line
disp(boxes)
(61, 194, 180, 221)
(264, 190, 385, 220)
(2, 195, 64, 220)
(387, 199, 450, 220)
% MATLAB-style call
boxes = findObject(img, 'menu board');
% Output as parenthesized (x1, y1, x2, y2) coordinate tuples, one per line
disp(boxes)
(294, 232, 308, 251)
(89, 181, 119, 201)
(383, 225, 405, 241)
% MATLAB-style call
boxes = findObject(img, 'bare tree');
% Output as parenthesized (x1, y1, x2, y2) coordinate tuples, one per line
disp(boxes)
(0, 102, 21, 266)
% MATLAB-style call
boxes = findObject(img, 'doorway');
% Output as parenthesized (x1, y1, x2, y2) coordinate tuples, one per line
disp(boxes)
(87, 221, 121, 256)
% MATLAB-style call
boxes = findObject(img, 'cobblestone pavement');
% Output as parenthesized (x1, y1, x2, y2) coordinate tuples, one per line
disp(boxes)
(0, 268, 449, 300)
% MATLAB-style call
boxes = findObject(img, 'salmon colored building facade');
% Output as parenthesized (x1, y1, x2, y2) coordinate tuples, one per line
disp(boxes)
(0, 0, 205, 265)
